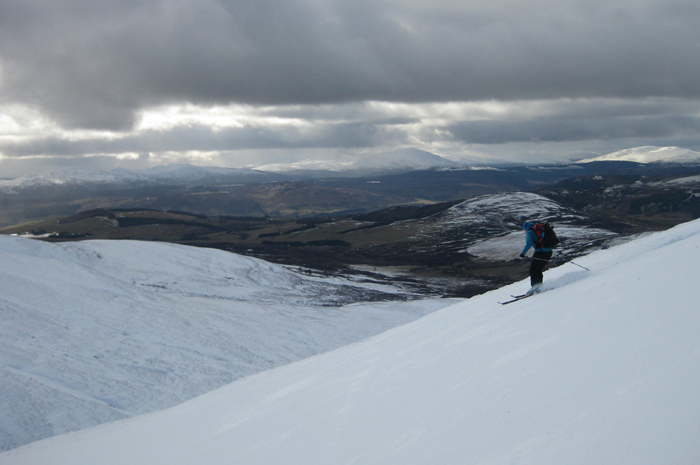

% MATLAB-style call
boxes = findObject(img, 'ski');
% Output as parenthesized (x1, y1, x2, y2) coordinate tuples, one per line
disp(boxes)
(499, 288, 546, 305)
(499, 294, 532, 305)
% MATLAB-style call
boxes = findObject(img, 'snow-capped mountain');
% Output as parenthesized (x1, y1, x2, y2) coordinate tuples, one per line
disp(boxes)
(0, 150, 457, 192)
(0, 236, 455, 451)
(354, 148, 461, 170)
(3, 218, 699, 465)
(254, 148, 461, 174)
(577, 146, 700, 164)
(0, 164, 277, 193)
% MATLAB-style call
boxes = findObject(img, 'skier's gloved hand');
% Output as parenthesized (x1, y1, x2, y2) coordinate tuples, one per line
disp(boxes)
(519, 253, 525, 258)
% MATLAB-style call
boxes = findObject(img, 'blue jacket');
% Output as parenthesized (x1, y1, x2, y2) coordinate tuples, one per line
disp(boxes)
(521, 222, 553, 255)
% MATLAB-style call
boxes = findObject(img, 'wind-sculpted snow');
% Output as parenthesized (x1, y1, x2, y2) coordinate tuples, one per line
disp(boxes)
(0, 236, 455, 450)
(3, 219, 700, 465)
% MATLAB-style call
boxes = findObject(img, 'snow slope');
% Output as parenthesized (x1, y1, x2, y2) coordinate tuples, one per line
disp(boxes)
(651, 173, 700, 187)
(0, 236, 454, 450)
(577, 145, 700, 164)
(412, 192, 617, 261)
(3, 220, 699, 464)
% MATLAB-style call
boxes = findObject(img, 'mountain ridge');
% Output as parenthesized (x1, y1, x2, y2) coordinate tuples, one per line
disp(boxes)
(577, 146, 700, 164)
(253, 148, 461, 174)
(0, 164, 283, 192)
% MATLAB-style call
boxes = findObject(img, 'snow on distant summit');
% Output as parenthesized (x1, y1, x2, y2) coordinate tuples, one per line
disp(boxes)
(0, 149, 460, 191)
(0, 164, 273, 192)
(254, 148, 460, 174)
(577, 146, 700, 164)
(354, 148, 460, 170)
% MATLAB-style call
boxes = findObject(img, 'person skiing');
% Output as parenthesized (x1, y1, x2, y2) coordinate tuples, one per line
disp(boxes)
(520, 221, 553, 294)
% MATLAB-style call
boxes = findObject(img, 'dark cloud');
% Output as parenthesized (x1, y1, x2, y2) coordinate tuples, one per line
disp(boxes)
(448, 115, 700, 144)
(0, 121, 402, 158)
(2, 0, 700, 130)
(3, 99, 700, 163)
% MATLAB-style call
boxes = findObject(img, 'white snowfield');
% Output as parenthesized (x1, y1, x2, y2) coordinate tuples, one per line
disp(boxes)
(3, 219, 700, 464)
(0, 236, 454, 451)
(577, 145, 700, 164)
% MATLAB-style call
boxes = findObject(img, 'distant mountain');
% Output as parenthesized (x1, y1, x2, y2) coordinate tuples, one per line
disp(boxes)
(254, 148, 461, 175)
(3, 156, 700, 229)
(353, 148, 461, 171)
(406, 192, 617, 263)
(0, 164, 281, 193)
(577, 146, 700, 164)
(0, 150, 459, 194)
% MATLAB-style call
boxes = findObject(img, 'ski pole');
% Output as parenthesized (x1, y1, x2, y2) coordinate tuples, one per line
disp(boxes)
(530, 257, 590, 271)
(569, 261, 590, 271)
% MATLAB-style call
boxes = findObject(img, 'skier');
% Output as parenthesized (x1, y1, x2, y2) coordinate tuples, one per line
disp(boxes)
(520, 221, 553, 294)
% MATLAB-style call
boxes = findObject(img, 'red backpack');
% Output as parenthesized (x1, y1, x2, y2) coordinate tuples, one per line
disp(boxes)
(533, 222, 560, 249)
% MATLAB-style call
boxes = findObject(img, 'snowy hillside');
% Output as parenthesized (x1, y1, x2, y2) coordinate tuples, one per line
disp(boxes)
(0, 237, 454, 450)
(577, 146, 700, 164)
(3, 220, 699, 464)
(650, 173, 700, 187)
(413, 192, 617, 262)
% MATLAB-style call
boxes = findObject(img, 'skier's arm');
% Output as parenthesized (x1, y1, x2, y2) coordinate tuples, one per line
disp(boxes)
(520, 231, 535, 256)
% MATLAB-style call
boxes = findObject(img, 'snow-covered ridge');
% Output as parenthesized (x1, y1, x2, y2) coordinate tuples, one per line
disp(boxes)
(577, 145, 700, 164)
(0, 236, 454, 450)
(410, 192, 616, 261)
(0, 149, 459, 191)
(3, 218, 699, 464)
(0, 164, 271, 192)
(650, 173, 700, 187)
(254, 148, 460, 173)
(438, 192, 578, 227)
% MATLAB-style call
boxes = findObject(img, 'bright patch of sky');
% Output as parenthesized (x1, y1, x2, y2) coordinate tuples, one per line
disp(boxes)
(2, 0, 700, 175)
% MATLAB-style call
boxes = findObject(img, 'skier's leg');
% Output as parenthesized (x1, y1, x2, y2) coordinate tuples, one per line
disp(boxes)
(530, 251, 553, 286)
(529, 258, 543, 286)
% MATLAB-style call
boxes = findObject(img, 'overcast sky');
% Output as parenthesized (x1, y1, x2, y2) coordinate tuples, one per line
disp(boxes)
(1, 0, 700, 176)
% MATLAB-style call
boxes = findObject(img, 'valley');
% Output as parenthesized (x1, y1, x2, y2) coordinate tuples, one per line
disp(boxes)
(3, 160, 698, 227)
(4, 164, 700, 298)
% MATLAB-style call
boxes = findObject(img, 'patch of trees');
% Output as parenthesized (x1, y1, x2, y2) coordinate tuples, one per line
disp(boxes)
(261, 239, 350, 247)
(116, 217, 223, 230)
